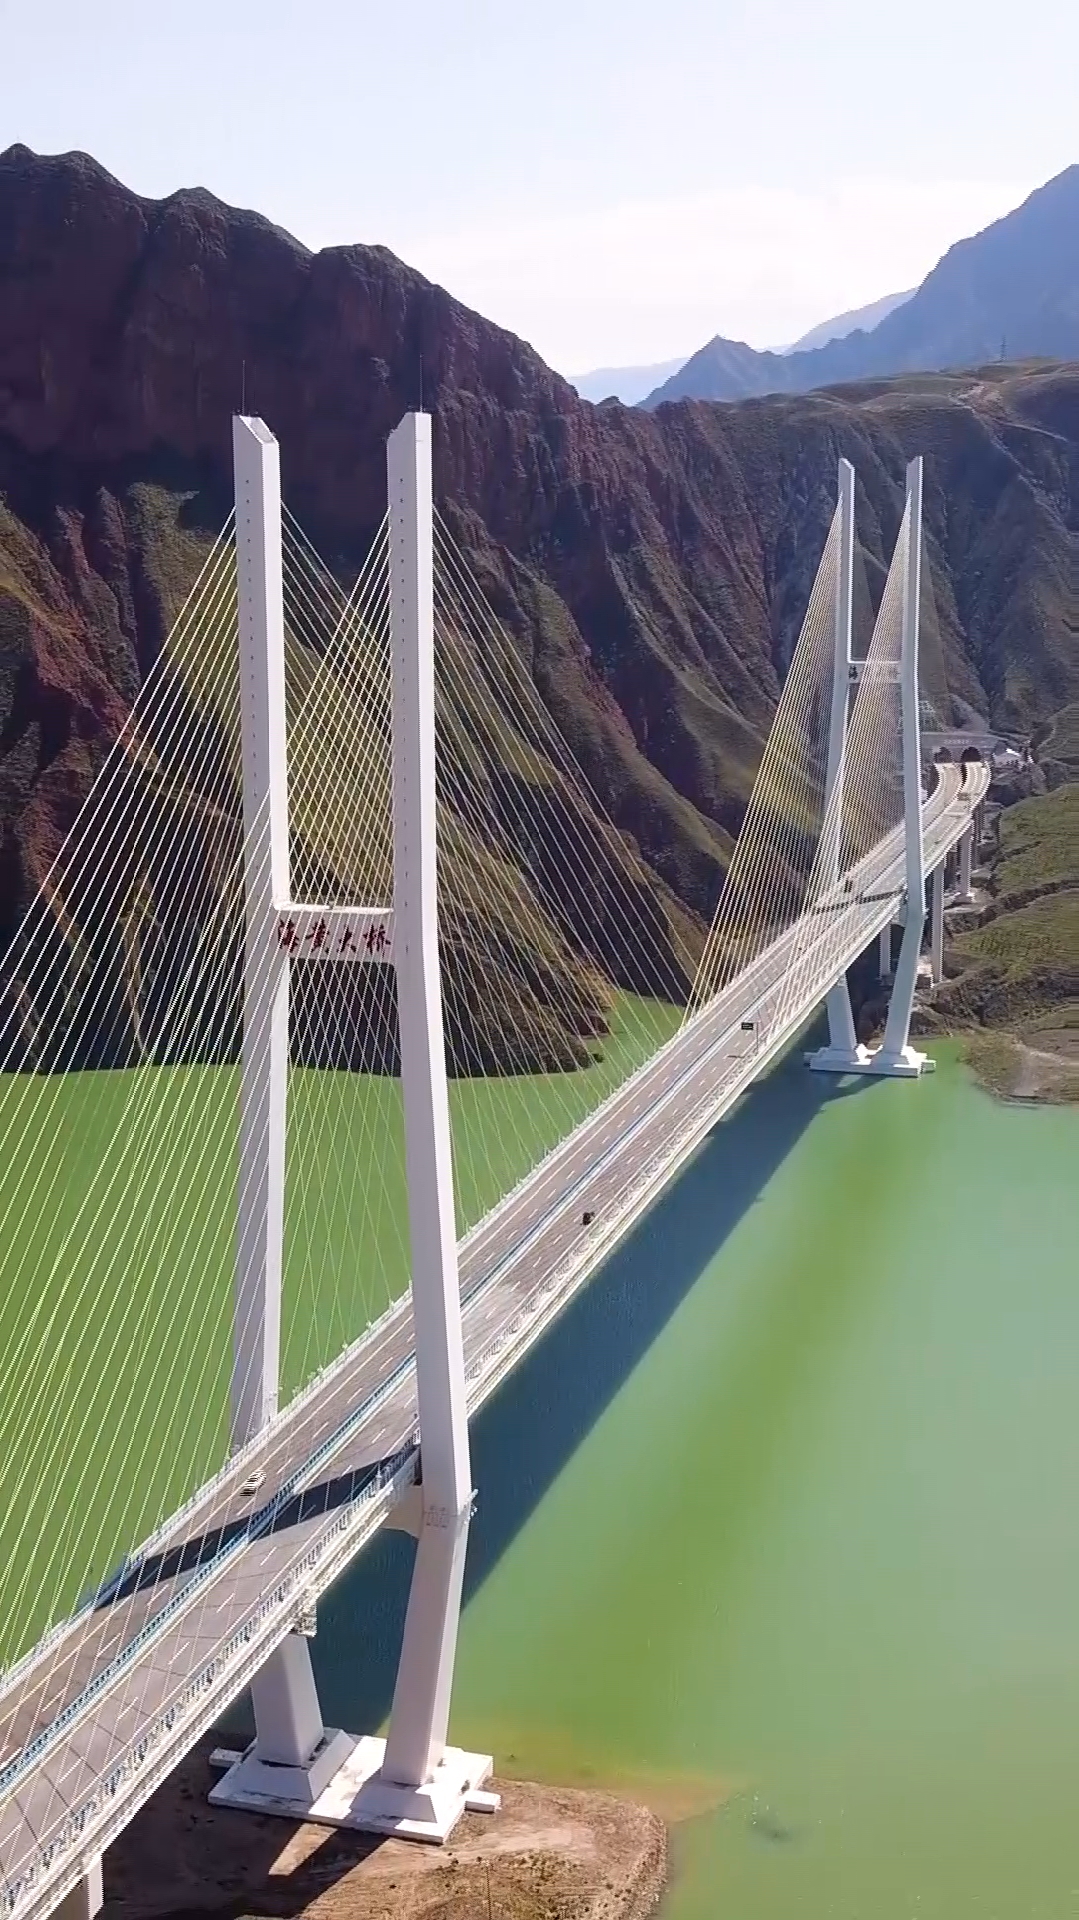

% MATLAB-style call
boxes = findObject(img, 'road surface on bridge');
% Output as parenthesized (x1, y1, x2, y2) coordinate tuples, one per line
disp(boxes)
(0, 763, 987, 1920)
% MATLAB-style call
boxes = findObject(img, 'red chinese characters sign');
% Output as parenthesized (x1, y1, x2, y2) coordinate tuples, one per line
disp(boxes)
(274, 910, 393, 962)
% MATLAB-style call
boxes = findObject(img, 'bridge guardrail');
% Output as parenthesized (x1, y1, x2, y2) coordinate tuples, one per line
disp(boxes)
(0, 1282, 420, 1703)
(0, 1338, 427, 1808)
(0, 1441, 419, 1920)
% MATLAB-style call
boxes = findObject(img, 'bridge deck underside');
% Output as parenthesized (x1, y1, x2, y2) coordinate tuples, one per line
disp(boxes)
(0, 766, 986, 1919)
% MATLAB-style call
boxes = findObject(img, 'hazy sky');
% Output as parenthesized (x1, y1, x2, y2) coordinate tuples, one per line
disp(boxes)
(4, 0, 1074, 374)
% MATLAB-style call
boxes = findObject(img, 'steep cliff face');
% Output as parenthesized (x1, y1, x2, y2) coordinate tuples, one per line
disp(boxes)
(1, 144, 1078, 984)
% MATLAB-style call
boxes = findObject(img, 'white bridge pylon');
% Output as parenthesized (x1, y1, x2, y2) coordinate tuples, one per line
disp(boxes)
(214, 414, 497, 1840)
(807, 453, 934, 1077)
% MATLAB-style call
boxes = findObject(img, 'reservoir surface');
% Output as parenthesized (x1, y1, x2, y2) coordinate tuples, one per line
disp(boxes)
(311, 1044, 1079, 1919)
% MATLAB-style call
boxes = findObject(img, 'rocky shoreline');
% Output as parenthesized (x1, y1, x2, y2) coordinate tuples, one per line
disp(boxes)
(100, 1738, 668, 1920)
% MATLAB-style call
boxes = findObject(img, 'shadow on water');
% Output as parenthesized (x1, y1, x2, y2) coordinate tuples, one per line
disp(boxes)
(227, 1034, 871, 1737)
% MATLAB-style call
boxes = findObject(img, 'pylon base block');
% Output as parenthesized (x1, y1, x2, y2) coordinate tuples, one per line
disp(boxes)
(209, 1726, 355, 1813)
(805, 1043, 875, 1074)
(806, 1042, 934, 1079)
(865, 1044, 935, 1077)
(210, 1733, 497, 1843)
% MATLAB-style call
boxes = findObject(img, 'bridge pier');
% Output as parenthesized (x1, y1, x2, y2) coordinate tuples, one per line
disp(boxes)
(55, 1862, 101, 1920)
(956, 823, 975, 902)
(210, 1633, 355, 1815)
(878, 921, 893, 981)
(810, 980, 873, 1072)
(930, 858, 945, 984)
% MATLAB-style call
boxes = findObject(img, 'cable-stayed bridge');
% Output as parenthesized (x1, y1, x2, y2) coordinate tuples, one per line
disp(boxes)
(0, 418, 988, 1920)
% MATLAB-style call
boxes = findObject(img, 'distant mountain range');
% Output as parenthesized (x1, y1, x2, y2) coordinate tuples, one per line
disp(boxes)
(570, 289, 916, 404)
(570, 357, 686, 405)
(643, 167, 1079, 406)
(784, 287, 915, 354)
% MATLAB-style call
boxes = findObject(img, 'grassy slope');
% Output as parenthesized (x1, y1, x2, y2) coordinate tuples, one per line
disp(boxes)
(988, 782, 1079, 904)
(1035, 701, 1079, 786)
(953, 784, 1079, 1001)
(965, 1021, 1079, 1102)
(0, 993, 679, 1671)
(959, 889, 1079, 975)
(940, 785, 1079, 1096)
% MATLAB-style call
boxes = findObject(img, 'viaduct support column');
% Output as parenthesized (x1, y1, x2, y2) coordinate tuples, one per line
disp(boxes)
(871, 456, 931, 1076)
(879, 922, 893, 980)
(930, 858, 945, 984)
(56, 1862, 102, 1920)
(957, 824, 974, 902)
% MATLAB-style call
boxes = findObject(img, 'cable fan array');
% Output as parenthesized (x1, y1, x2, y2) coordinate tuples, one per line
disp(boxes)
(0, 510, 408, 1679)
(0, 497, 701, 1683)
(274, 510, 702, 1251)
(766, 498, 910, 1035)
(431, 513, 699, 1223)
(685, 489, 914, 1042)
(0, 518, 244, 1678)
(685, 502, 842, 1021)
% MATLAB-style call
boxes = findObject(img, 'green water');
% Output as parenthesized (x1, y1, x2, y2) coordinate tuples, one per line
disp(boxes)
(313, 1045, 1079, 1918)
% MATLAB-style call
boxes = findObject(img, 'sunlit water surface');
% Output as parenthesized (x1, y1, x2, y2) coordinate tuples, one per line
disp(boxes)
(310, 1045, 1078, 1918)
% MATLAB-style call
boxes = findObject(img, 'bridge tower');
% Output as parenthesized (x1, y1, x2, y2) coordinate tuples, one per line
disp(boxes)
(211, 413, 496, 1841)
(809, 456, 932, 1077)
(872, 456, 931, 1074)
(808, 456, 873, 1072)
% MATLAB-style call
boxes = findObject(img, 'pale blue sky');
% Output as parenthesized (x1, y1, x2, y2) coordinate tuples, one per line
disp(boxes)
(4, 0, 1075, 373)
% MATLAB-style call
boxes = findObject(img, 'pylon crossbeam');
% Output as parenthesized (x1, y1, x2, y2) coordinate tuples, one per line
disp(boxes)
(850, 659, 902, 683)
(272, 903, 395, 963)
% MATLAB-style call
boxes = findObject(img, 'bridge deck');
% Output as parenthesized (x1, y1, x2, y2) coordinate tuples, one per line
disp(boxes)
(0, 765, 987, 1920)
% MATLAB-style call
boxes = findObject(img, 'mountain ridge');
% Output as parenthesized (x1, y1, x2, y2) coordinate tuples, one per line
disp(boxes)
(570, 357, 687, 405)
(1, 144, 1077, 1021)
(566, 284, 915, 405)
(644, 168, 1079, 406)
(785, 287, 915, 354)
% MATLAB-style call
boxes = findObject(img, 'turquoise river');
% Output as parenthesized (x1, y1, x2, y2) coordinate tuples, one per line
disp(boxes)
(310, 1042, 1078, 1917)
